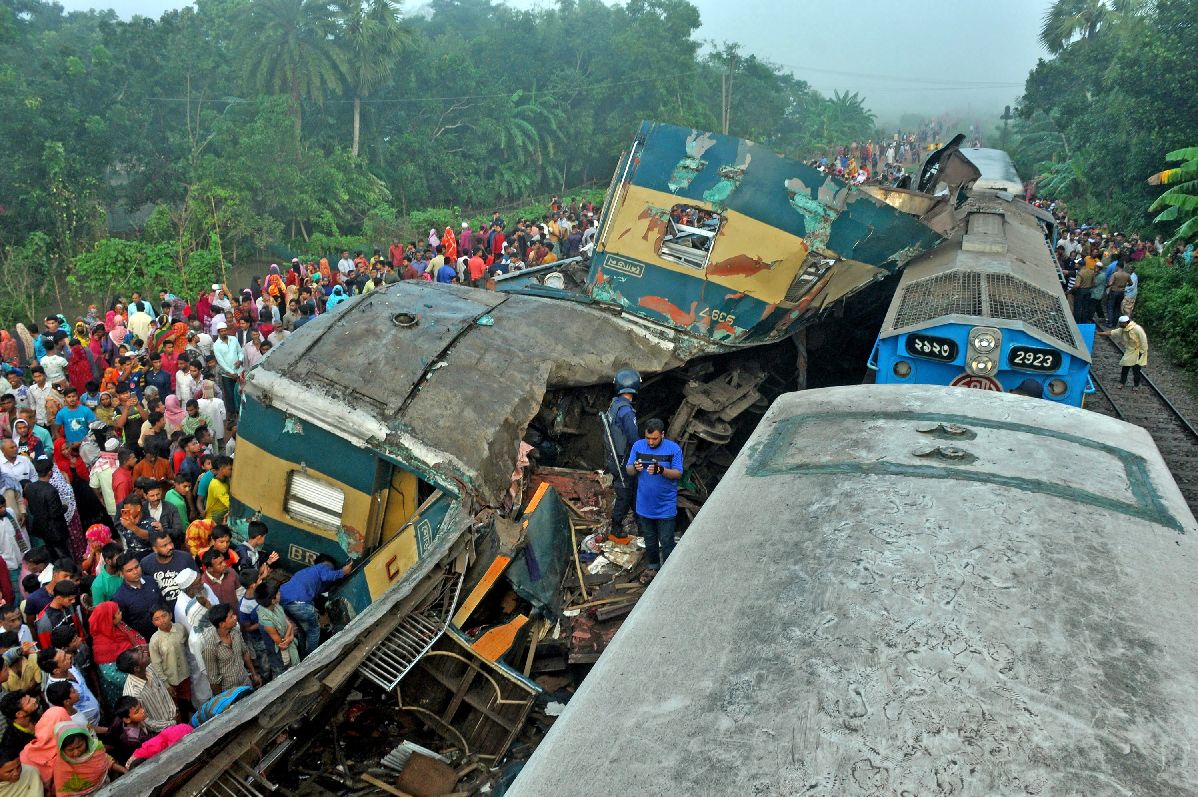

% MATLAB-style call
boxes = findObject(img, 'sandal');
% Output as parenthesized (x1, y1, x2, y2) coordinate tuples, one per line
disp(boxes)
(638, 568, 658, 585)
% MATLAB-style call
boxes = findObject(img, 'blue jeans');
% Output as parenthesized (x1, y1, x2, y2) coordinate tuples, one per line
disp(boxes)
(283, 601, 321, 659)
(637, 514, 676, 570)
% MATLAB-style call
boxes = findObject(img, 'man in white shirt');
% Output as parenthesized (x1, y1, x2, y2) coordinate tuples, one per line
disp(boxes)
(27, 368, 53, 426)
(0, 440, 34, 485)
(175, 360, 198, 404)
(39, 342, 69, 388)
(337, 249, 356, 281)
(212, 322, 243, 419)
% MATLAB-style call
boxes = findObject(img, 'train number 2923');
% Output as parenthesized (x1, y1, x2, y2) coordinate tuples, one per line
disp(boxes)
(1009, 346, 1061, 372)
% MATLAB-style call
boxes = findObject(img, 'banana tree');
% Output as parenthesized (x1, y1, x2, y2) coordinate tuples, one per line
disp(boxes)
(1148, 146, 1198, 247)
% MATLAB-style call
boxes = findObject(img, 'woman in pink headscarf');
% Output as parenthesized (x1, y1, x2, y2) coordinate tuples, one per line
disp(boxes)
(163, 395, 186, 433)
(105, 302, 126, 331)
(103, 326, 128, 361)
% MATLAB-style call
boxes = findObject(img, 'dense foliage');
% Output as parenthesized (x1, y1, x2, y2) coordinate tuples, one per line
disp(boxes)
(1011, 0, 1198, 237)
(1127, 256, 1198, 370)
(0, 0, 880, 318)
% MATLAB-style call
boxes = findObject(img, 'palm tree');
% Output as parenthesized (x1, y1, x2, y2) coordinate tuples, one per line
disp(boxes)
(495, 92, 565, 186)
(817, 91, 875, 147)
(240, 0, 347, 142)
(1148, 147, 1198, 247)
(334, 0, 409, 158)
(1038, 0, 1142, 53)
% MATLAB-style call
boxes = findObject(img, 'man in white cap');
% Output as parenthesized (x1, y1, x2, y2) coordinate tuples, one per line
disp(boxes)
(1098, 315, 1148, 388)
(212, 320, 244, 420)
(87, 437, 123, 517)
(174, 567, 218, 707)
(458, 222, 473, 260)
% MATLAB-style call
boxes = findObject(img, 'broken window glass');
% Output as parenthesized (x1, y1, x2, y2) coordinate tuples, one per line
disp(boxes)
(658, 204, 722, 270)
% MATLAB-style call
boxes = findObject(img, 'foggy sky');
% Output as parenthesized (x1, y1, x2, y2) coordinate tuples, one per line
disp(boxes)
(50, 0, 1054, 121)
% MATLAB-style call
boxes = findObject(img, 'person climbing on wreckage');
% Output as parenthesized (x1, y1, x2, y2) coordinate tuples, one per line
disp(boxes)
(599, 369, 640, 545)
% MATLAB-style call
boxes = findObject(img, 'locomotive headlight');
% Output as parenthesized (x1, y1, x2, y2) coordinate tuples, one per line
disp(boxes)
(971, 331, 997, 353)
(1047, 378, 1067, 397)
(893, 361, 912, 378)
(970, 356, 995, 375)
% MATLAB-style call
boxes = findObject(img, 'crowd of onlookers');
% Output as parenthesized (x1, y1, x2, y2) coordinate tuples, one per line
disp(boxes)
(1035, 200, 1158, 325)
(0, 196, 605, 794)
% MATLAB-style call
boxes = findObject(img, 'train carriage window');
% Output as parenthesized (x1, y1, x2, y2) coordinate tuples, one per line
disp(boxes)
(285, 471, 345, 530)
(658, 204, 722, 269)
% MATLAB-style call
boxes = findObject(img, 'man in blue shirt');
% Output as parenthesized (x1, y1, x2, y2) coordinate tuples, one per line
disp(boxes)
(624, 418, 683, 581)
(54, 388, 96, 444)
(279, 555, 352, 658)
(435, 260, 458, 284)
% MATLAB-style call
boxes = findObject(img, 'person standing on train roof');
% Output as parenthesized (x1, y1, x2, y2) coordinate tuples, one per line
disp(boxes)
(625, 418, 683, 584)
(1098, 316, 1148, 389)
(602, 370, 641, 544)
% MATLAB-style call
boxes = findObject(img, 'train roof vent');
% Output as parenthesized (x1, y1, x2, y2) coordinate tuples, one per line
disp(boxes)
(984, 273, 1077, 348)
(892, 271, 983, 328)
(962, 211, 1007, 254)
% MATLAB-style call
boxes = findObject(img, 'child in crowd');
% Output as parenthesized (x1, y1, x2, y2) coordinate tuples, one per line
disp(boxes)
(236, 570, 269, 680)
(149, 606, 191, 714)
(255, 582, 298, 676)
(112, 696, 150, 756)
(53, 722, 125, 795)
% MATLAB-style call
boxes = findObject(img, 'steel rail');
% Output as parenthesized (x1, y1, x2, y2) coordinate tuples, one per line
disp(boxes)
(1094, 324, 1198, 443)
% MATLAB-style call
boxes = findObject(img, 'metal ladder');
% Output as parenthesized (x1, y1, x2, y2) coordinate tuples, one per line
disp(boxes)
(358, 573, 463, 692)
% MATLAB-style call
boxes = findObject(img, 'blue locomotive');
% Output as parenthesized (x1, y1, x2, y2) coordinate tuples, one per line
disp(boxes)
(869, 150, 1093, 405)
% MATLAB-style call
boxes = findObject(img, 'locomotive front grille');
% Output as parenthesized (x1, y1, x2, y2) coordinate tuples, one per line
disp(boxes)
(892, 271, 983, 329)
(892, 270, 1077, 351)
(984, 274, 1077, 349)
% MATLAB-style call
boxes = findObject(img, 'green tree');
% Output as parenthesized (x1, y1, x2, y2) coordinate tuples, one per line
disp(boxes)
(334, 0, 409, 158)
(815, 90, 876, 148)
(239, 0, 347, 140)
(1148, 146, 1198, 246)
(1039, 0, 1112, 53)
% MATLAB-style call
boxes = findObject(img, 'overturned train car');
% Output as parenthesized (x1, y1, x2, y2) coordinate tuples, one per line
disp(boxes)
(583, 120, 957, 351)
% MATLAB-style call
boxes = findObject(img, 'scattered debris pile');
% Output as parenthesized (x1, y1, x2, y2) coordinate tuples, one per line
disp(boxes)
(277, 465, 659, 797)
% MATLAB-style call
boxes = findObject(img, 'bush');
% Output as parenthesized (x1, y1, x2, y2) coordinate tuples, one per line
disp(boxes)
(70, 237, 177, 298)
(1133, 256, 1198, 371)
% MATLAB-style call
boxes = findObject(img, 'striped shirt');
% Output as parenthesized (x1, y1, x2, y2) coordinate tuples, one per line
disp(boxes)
(200, 625, 251, 694)
(122, 663, 177, 733)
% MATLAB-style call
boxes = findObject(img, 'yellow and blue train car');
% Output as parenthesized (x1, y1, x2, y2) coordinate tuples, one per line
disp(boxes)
(586, 121, 951, 349)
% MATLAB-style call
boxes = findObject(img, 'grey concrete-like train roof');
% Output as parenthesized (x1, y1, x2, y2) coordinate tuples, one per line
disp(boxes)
(511, 385, 1198, 797)
(247, 282, 689, 503)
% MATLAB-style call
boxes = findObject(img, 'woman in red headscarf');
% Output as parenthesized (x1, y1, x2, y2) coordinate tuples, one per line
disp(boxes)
(90, 601, 147, 708)
(441, 226, 458, 261)
(0, 330, 19, 369)
(66, 340, 94, 394)
(195, 290, 213, 328)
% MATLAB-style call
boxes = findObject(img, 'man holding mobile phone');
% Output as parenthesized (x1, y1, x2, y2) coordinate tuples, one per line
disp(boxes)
(624, 418, 683, 583)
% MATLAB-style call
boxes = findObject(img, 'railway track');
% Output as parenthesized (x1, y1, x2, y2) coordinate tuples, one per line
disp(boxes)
(1086, 325, 1198, 517)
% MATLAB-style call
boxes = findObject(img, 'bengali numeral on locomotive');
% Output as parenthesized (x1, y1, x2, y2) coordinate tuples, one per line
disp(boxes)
(905, 334, 958, 362)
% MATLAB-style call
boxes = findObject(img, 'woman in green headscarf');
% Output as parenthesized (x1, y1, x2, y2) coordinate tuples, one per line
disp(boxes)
(52, 722, 124, 796)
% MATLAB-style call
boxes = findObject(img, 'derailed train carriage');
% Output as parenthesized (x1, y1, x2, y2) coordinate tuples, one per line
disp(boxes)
(869, 148, 1096, 404)
(512, 385, 1198, 796)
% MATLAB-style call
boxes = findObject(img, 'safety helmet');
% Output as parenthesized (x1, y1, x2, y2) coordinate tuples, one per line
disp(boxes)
(613, 369, 641, 396)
